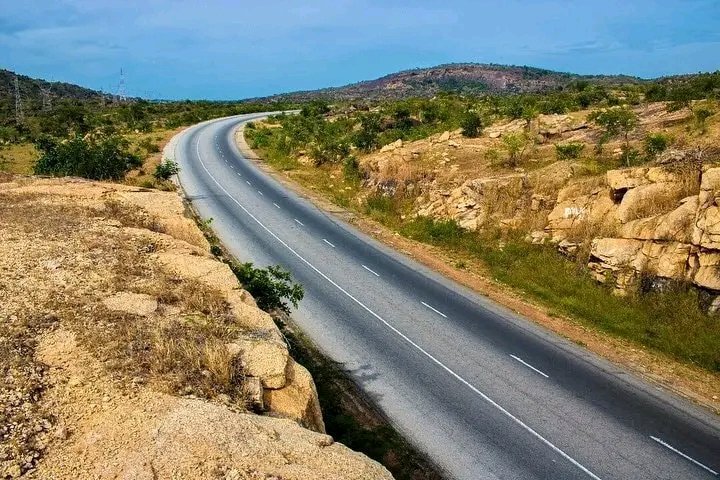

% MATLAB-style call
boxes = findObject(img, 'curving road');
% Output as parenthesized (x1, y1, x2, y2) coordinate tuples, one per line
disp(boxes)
(171, 114, 720, 480)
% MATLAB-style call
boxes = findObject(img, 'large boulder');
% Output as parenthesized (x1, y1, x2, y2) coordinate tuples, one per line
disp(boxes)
(616, 182, 684, 223)
(691, 251, 720, 290)
(620, 196, 697, 242)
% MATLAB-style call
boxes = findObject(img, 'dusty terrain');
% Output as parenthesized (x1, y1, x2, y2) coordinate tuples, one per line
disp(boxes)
(0, 176, 391, 479)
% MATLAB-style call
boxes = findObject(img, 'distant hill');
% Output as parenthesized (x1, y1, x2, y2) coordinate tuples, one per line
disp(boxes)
(256, 63, 645, 102)
(0, 68, 107, 122)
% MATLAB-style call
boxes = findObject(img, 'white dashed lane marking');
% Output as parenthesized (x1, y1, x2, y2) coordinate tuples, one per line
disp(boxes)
(421, 301, 447, 318)
(362, 265, 380, 277)
(510, 355, 549, 378)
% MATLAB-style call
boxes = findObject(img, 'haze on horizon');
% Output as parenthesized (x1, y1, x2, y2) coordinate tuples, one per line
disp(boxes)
(1, 0, 718, 100)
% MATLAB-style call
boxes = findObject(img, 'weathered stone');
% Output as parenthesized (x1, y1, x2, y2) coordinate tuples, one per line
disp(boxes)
(379, 139, 402, 153)
(693, 205, 720, 249)
(621, 196, 697, 242)
(701, 167, 720, 191)
(227, 339, 289, 390)
(616, 182, 684, 223)
(692, 251, 720, 290)
(606, 168, 649, 192)
(263, 359, 325, 433)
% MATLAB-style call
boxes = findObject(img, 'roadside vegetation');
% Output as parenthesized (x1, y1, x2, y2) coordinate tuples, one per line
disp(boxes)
(246, 72, 720, 374)
(0, 94, 293, 187)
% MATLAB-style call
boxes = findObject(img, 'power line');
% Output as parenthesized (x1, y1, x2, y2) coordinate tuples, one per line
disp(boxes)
(14, 76, 23, 124)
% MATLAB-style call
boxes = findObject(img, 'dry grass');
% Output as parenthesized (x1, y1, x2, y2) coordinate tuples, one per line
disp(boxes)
(102, 198, 166, 233)
(0, 143, 38, 175)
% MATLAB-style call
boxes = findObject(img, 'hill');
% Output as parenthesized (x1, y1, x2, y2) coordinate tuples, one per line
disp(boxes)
(258, 63, 644, 102)
(0, 68, 107, 122)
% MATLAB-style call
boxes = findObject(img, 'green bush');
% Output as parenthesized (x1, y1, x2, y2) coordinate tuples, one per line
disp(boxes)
(34, 134, 141, 180)
(643, 133, 670, 158)
(460, 111, 483, 138)
(229, 262, 304, 314)
(154, 160, 180, 180)
(555, 142, 585, 160)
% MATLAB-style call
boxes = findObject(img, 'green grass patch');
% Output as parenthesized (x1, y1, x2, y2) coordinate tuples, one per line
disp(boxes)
(401, 217, 720, 372)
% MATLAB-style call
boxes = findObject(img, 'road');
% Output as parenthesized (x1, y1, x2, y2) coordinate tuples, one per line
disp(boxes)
(172, 113, 720, 480)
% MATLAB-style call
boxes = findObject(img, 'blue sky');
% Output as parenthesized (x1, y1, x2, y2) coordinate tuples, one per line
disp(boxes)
(1, 0, 718, 100)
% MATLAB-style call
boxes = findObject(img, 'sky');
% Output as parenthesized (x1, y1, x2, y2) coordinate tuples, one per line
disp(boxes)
(1, 0, 719, 100)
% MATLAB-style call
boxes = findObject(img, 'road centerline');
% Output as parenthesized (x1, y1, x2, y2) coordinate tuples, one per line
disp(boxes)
(191, 133, 603, 480)
(323, 238, 335, 248)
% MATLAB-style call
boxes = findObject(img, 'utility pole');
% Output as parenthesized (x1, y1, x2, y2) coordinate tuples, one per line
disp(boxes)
(14, 76, 23, 124)
(40, 85, 52, 111)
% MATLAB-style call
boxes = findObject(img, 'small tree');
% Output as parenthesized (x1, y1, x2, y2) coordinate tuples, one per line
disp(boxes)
(501, 133, 530, 167)
(588, 106, 638, 166)
(460, 111, 483, 138)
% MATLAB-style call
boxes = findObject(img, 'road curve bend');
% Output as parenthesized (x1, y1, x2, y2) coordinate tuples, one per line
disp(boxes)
(172, 114, 720, 480)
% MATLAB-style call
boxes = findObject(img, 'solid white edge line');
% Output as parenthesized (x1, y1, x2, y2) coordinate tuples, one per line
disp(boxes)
(510, 354, 550, 378)
(650, 436, 718, 476)
(362, 264, 380, 277)
(193, 135, 603, 480)
(421, 301, 448, 318)
(294, 218, 304, 226)
(273, 202, 281, 209)
(323, 238, 336, 248)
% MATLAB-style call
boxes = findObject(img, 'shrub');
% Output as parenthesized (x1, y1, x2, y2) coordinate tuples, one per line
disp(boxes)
(460, 111, 483, 138)
(644, 133, 670, 158)
(138, 137, 160, 154)
(153, 160, 180, 180)
(34, 134, 141, 180)
(555, 142, 585, 160)
(229, 262, 303, 314)
(342, 156, 362, 183)
(693, 107, 714, 133)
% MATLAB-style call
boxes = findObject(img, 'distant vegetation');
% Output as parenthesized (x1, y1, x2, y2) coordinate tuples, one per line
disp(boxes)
(0, 68, 295, 181)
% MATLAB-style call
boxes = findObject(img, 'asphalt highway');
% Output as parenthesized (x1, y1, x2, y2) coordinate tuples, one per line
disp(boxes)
(172, 113, 720, 480)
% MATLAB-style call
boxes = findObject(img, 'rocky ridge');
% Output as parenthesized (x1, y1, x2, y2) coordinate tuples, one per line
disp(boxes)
(0, 176, 391, 479)
(358, 104, 720, 300)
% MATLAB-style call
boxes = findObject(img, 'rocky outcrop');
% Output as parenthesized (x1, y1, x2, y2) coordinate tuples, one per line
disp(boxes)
(0, 177, 389, 478)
